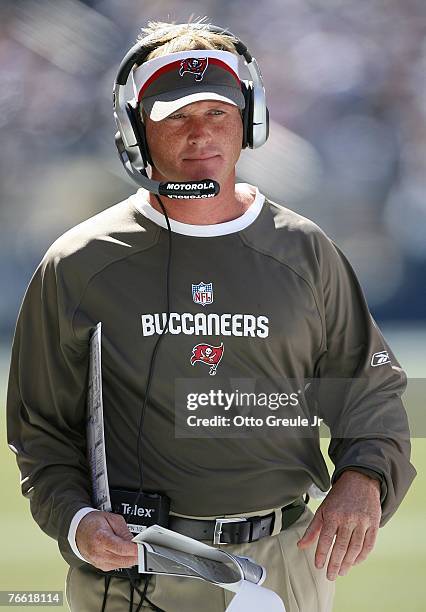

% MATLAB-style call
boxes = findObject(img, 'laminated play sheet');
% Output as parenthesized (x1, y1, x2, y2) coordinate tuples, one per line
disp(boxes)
(133, 525, 286, 611)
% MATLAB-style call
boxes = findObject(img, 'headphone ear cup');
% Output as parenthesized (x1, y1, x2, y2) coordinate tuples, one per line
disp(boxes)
(241, 80, 254, 149)
(138, 118, 153, 167)
(126, 103, 153, 167)
(251, 87, 269, 149)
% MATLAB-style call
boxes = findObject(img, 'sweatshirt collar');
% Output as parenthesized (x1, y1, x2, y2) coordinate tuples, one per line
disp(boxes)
(131, 183, 265, 237)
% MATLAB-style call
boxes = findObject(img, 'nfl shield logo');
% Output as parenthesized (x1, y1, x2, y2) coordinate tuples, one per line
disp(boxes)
(192, 281, 213, 306)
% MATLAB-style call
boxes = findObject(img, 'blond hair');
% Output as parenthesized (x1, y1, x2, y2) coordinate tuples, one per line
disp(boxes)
(137, 18, 239, 60)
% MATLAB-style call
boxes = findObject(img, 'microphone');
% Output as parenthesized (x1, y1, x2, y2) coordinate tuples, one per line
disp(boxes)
(158, 179, 220, 199)
(115, 131, 220, 199)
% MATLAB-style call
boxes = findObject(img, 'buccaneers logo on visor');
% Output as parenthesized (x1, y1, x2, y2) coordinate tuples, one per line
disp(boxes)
(179, 58, 208, 81)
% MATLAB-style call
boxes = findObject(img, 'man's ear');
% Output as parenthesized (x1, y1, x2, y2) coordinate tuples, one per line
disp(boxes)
(134, 104, 153, 167)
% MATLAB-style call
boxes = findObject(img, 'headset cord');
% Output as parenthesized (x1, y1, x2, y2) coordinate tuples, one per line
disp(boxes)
(134, 193, 173, 505)
(124, 193, 171, 611)
(99, 573, 165, 612)
(129, 573, 165, 611)
(100, 576, 111, 612)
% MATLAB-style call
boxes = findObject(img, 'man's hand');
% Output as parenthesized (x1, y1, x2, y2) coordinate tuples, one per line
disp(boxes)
(76, 511, 138, 571)
(297, 470, 381, 581)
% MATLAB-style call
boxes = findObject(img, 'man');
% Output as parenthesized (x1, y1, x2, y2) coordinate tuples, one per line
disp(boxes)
(7, 20, 416, 612)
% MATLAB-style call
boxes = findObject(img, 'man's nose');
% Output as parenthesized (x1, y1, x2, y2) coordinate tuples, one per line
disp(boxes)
(187, 117, 211, 144)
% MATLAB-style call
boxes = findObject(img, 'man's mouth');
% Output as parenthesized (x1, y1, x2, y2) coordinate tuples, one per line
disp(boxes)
(183, 154, 220, 161)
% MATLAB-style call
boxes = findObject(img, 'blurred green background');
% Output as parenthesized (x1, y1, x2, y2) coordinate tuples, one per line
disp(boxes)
(2, 1, 426, 610)
(1, 327, 425, 611)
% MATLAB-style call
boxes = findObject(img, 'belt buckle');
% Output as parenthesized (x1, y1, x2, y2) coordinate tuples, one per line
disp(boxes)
(213, 517, 247, 545)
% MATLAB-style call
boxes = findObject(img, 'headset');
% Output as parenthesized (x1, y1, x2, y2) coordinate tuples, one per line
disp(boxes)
(113, 23, 269, 198)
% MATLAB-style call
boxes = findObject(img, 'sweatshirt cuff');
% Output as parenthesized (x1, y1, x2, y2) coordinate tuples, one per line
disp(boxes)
(68, 507, 99, 562)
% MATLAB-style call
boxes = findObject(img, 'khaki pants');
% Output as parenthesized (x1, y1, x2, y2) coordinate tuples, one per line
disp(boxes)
(66, 506, 335, 612)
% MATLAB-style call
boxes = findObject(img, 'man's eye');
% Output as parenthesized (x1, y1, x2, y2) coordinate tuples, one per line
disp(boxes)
(168, 113, 185, 120)
(209, 110, 225, 116)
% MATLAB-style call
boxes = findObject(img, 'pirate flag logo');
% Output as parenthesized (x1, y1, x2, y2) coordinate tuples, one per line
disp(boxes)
(179, 57, 208, 81)
(190, 342, 224, 376)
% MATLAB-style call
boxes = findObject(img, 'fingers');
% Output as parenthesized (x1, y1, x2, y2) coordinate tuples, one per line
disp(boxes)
(323, 523, 378, 580)
(353, 525, 379, 565)
(338, 526, 366, 575)
(314, 521, 338, 573)
(325, 524, 360, 580)
(91, 520, 137, 558)
(297, 511, 323, 549)
(104, 513, 134, 542)
(84, 529, 138, 571)
(91, 548, 139, 572)
(103, 532, 138, 557)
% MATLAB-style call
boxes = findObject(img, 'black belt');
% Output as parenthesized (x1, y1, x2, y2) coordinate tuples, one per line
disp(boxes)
(168, 498, 306, 545)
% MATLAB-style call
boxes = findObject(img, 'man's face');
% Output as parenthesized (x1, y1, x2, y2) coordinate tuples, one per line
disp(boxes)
(144, 100, 243, 184)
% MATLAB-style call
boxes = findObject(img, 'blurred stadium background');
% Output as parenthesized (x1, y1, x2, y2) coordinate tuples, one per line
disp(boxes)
(1, 0, 425, 610)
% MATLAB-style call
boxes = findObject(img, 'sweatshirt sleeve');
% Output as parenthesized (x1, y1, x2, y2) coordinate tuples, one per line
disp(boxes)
(312, 235, 416, 526)
(6, 252, 93, 566)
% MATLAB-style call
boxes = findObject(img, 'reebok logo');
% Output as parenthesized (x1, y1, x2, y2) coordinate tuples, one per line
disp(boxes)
(371, 351, 391, 367)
